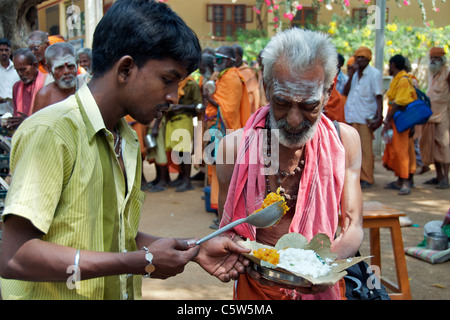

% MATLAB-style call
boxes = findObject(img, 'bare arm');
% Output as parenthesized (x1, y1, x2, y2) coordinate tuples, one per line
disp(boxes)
(331, 123, 364, 259)
(0, 215, 199, 281)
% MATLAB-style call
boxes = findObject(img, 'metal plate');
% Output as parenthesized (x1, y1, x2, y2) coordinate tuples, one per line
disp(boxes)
(253, 263, 312, 287)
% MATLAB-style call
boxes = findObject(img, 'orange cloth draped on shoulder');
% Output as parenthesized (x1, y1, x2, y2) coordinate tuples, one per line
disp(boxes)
(238, 64, 260, 114)
(323, 76, 346, 123)
(382, 70, 417, 179)
(125, 115, 148, 160)
(205, 67, 251, 131)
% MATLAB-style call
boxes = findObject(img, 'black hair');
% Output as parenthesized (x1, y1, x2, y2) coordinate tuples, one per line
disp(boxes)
(337, 53, 345, 67)
(0, 38, 11, 47)
(12, 48, 37, 65)
(200, 53, 215, 71)
(389, 54, 406, 71)
(91, 0, 201, 77)
(217, 46, 235, 59)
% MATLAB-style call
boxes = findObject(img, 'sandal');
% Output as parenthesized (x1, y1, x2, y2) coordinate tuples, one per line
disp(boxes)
(398, 187, 411, 195)
(423, 178, 439, 185)
(148, 185, 167, 193)
(175, 184, 194, 192)
(436, 181, 450, 189)
(384, 181, 401, 190)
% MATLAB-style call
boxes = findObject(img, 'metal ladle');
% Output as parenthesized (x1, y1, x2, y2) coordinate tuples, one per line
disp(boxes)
(196, 200, 285, 245)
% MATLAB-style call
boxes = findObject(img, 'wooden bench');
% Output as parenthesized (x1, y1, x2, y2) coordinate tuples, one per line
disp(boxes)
(341, 201, 412, 300)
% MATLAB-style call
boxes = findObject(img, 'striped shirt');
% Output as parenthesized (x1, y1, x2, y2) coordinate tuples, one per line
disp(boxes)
(0, 84, 146, 299)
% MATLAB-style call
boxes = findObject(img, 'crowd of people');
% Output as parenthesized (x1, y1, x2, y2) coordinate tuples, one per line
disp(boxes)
(0, 0, 448, 301)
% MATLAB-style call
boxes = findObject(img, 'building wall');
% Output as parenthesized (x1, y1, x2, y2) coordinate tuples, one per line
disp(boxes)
(35, 0, 448, 50)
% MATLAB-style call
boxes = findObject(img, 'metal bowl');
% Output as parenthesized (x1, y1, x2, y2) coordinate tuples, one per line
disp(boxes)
(426, 232, 449, 250)
(253, 263, 312, 287)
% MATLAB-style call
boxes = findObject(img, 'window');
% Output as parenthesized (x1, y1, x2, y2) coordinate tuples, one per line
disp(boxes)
(353, 7, 389, 25)
(291, 7, 317, 28)
(207, 4, 253, 39)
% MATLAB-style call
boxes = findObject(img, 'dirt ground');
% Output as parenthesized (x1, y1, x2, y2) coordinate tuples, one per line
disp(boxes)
(139, 158, 449, 300)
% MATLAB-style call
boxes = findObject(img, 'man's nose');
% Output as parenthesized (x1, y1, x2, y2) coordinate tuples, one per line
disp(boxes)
(165, 87, 179, 105)
(286, 105, 303, 128)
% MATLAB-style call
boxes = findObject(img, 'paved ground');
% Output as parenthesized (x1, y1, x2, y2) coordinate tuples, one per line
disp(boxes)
(139, 158, 449, 300)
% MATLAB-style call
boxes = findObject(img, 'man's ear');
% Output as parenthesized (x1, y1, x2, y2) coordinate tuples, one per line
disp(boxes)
(116, 55, 135, 84)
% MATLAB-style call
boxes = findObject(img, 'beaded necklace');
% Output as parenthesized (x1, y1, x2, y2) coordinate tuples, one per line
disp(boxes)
(264, 118, 305, 208)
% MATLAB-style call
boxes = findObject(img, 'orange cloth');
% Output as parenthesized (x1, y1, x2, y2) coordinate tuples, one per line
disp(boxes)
(48, 35, 65, 44)
(429, 47, 446, 57)
(382, 71, 417, 179)
(354, 46, 372, 61)
(205, 68, 251, 210)
(323, 76, 345, 123)
(234, 274, 347, 300)
(125, 115, 149, 160)
(205, 67, 251, 131)
(238, 64, 260, 114)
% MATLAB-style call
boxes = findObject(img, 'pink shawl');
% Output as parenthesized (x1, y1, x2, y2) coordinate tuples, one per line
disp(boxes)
(15, 71, 46, 116)
(220, 105, 346, 300)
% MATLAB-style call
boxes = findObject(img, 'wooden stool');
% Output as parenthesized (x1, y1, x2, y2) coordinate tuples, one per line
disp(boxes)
(361, 201, 411, 300)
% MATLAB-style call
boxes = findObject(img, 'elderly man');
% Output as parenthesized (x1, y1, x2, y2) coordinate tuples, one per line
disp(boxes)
(217, 28, 363, 300)
(0, 0, 249, 300)
(343, 46, 383, 189)
(32, 43, 78, 114)
(420, 47, 450, 189)
(32, 42, 77, 113)
(7, 48, 46, 130)
(0, 38, 20, 116)
(27, 30, 51, 75)
(76, 47, 93, 87)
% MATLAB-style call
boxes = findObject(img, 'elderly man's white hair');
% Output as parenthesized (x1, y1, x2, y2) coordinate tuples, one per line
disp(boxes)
(45, 42, 76, 67)
(262, 28, 338, 94)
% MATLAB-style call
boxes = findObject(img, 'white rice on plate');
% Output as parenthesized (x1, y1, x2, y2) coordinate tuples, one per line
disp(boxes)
(277, 248, 332, 278)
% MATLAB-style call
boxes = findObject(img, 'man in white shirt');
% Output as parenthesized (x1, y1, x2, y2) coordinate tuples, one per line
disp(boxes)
(343, 46, 383, 188)
(0, 38, 20, 115)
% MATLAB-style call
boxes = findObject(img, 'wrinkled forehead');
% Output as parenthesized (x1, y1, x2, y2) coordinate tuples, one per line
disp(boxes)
(270, 61, 326, 103)
(27, 37, 46, 46)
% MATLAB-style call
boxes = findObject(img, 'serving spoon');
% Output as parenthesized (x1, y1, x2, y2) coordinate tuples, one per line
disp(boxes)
(196, 200, 285, 245)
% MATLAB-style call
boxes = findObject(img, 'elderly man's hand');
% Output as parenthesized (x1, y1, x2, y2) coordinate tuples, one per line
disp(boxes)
(195, 237, 251, 282)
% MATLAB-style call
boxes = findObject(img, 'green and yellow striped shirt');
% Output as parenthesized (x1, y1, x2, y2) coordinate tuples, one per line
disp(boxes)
(1, 84, 146, 299)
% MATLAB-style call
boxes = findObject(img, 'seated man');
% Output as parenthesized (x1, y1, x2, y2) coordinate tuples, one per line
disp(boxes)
(32, 42, 78, 113)
(217, 28, 363, 300)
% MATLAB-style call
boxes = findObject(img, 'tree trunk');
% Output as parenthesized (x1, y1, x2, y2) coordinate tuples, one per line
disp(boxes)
(0, 0, 45, 50)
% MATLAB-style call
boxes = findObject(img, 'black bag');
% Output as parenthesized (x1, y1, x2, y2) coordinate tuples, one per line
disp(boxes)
(344, 252, 391, 300)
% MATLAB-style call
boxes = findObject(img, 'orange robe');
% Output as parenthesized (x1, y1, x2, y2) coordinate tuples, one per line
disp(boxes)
(205, 67, 251, 131)
(125, 115, 148, 160)
(323, 77, 346, 123)
(238, 63, 260, 114)
(205, 67, 251, 209)
(382, 71, 417, 179)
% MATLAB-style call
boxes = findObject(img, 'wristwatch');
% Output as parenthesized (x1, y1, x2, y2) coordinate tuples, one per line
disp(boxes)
(141, 246, 155, 277)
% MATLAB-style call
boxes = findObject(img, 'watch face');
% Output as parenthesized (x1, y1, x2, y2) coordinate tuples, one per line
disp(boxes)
(145, 264, 156, 274)
(144, 251, 155, 274)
